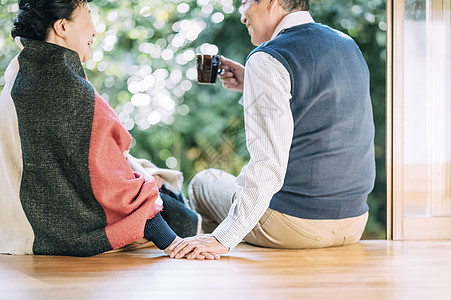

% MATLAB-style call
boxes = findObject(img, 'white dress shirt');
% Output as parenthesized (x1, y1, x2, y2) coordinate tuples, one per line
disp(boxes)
(212, 12, 315, 249)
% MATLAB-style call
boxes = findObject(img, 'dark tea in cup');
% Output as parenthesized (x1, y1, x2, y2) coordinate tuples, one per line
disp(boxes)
(196, 54, 221, 85)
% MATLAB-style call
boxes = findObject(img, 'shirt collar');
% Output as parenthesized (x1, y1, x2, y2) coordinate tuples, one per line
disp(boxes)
(271, 11, 315, 40)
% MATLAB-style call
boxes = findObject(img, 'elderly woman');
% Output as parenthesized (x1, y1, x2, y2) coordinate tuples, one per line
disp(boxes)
(0, 0, 210, 258)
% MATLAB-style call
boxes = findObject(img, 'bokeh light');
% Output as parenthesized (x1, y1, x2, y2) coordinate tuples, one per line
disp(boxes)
(177, 3, 190, 14)
(211, 12, 225, 23)
(166, 157, 178, 168)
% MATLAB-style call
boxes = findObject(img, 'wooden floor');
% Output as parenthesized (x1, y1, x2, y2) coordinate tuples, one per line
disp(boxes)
(1, 240, 451, 299)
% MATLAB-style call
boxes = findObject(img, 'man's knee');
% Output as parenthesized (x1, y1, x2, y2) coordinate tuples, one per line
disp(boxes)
(189, 168, 222, 190)
(188, 168, 235, 219)
(188, 169, 216, 209)
(189, 169, 209, 189)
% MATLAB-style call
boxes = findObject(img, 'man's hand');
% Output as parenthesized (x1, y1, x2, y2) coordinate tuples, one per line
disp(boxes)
(164, 236, 215, 259)
(166, 234, 228, 260)
(219, 56, 245, 92)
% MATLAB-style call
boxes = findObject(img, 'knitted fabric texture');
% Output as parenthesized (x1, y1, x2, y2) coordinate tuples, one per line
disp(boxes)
(0, 38, 161, 256)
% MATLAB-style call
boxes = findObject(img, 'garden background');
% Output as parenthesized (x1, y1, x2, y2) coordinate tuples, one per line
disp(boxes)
(0, 0, 386, 238)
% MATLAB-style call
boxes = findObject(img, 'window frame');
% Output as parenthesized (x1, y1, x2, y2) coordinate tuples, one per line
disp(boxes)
(387, 0, 451, 240)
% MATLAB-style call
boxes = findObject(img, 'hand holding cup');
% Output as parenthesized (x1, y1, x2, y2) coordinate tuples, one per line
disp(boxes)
(196, 54, 244, 92)
(218, 56, 245, 93)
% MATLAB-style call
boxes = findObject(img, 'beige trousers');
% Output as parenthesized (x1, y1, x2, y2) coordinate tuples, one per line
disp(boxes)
(189, 169, 368, 249)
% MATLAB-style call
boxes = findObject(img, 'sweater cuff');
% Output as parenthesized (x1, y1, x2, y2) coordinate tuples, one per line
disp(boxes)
(144, 212, 177, 250)
(212, 216, 248, 250)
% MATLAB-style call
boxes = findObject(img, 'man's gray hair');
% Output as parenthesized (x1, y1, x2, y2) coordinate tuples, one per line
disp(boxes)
(279, 0, 310, 12)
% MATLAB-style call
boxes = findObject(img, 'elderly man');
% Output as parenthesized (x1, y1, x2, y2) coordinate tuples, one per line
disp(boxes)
(167, 0, 375, 259)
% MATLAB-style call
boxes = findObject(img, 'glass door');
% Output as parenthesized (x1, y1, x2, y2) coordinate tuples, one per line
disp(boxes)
(389, 0, 451, 239)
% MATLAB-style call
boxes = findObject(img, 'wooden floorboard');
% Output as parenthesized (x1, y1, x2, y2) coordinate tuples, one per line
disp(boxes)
(1, 240, 451, 299)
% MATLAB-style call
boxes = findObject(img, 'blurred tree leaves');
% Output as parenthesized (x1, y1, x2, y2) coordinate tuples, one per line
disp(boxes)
(0, 0, 386, 238)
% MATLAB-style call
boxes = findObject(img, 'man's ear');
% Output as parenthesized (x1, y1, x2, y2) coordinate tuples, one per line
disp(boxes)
(267, 0, 280, 12)
(52, 19, 69, 38)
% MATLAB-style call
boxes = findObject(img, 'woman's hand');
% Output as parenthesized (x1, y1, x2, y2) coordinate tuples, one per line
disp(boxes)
(164, 236, 182, 257)
(166, 234, 226, 260)
(153, 174, 164, 189)
(219, 56, 245, 93)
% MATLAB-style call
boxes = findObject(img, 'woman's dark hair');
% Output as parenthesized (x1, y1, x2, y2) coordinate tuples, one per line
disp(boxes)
(11, 0, 93, 41)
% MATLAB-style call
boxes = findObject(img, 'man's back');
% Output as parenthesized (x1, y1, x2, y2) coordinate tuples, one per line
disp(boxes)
(250, 23, 376, 220)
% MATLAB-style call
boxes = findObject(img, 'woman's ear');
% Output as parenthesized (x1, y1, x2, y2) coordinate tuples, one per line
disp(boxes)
(52, 19, 68, 38)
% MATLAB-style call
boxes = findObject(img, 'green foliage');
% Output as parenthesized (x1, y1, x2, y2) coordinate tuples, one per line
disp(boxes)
(0, 0, 386, 238)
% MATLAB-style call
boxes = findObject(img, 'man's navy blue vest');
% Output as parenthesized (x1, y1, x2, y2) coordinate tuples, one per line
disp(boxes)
(247, 23, 375, 219)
